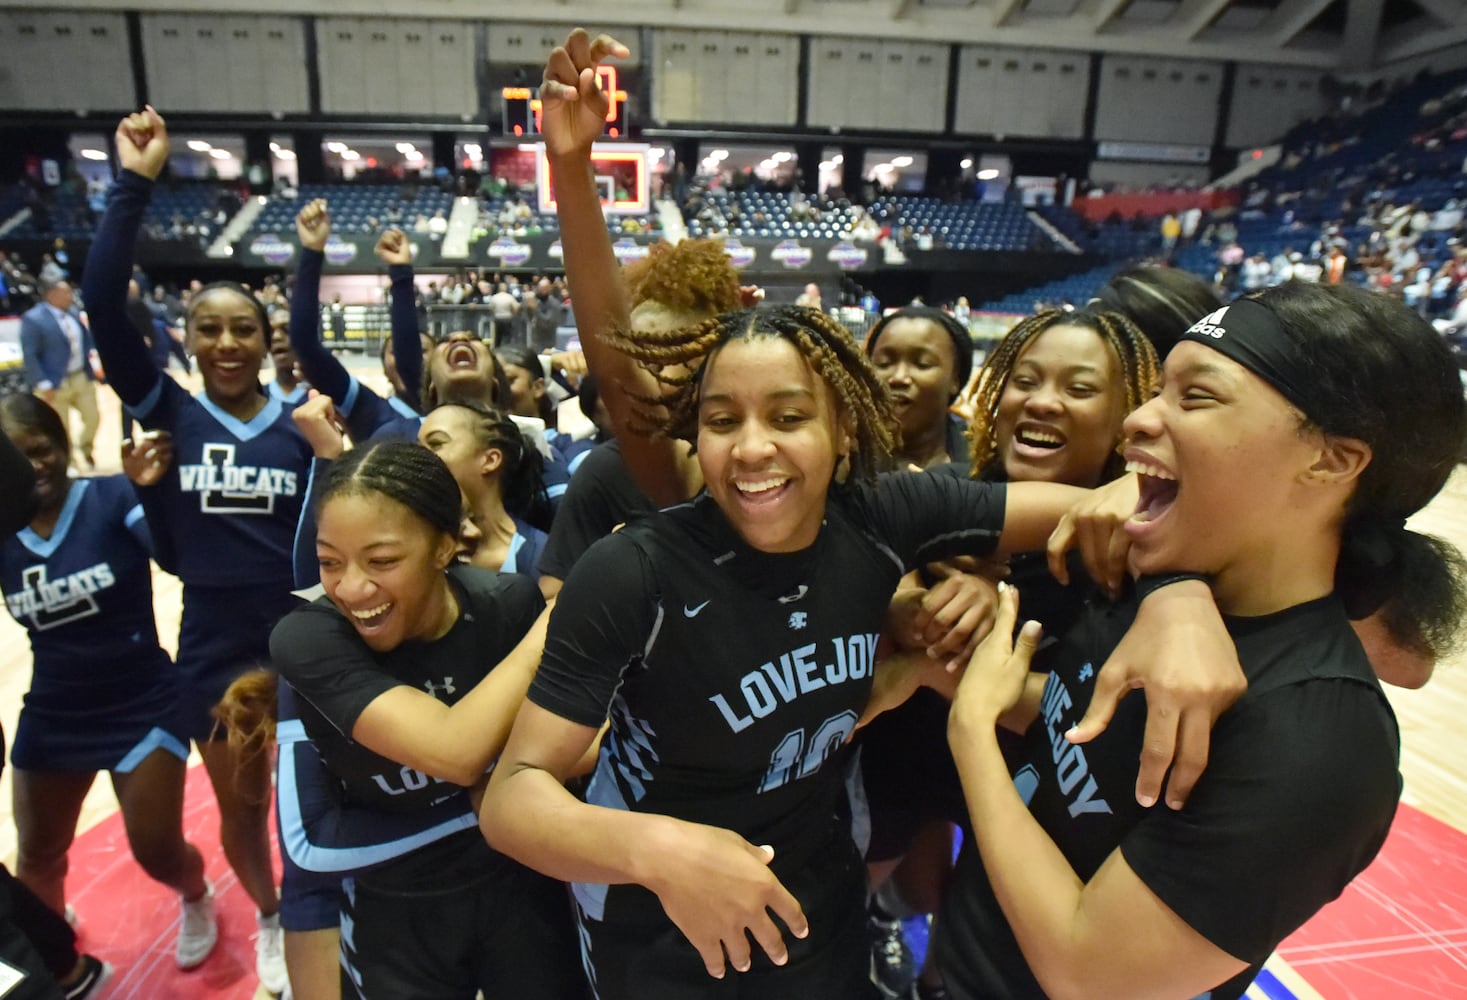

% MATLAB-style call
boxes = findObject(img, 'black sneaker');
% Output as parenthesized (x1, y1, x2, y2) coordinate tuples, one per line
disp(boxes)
(62, 954, 113, 1000)
(868, 907, 918, 998)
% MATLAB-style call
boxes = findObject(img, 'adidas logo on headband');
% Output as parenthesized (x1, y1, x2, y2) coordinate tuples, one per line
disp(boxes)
(1188, 306, 1229, 340)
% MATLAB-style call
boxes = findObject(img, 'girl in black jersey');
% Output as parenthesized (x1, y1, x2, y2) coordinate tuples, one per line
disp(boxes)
(936, 282, 1467, 1000)
(416, 401, 552, 594)
(268, 441, 582, 1000)
(481, 30, 1238, 1000)
(863, 307, 974, 472)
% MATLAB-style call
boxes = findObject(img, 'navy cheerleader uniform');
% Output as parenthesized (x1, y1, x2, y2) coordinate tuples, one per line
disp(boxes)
(84, 169, 313, 741)
(1, 475, 186, 772)
(529, 473, 1007, 999)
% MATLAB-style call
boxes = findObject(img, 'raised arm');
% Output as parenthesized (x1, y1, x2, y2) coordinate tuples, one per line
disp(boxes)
(82, 108, 169, 407)
(376, 228, 423, 412)
(542, 30, 700, 506)
(289, 199, 354, 404)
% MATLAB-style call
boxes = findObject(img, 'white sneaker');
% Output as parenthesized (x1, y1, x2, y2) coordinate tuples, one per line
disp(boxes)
(255, 910, 289, 995)
(175, 883, 218, 969)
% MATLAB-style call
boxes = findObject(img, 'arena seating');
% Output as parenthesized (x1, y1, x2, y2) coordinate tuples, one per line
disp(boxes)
(250, 183, 454, 236)
(684, 191, 858, 240)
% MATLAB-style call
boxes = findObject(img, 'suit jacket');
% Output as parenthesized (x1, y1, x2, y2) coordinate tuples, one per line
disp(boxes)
(20, 302, 94, 391)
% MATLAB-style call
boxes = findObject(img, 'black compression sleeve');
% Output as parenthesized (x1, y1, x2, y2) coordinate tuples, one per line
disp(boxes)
(82, 170, 163, 407)
(289, 249, 352, 404)
(388, 264, 422, 412)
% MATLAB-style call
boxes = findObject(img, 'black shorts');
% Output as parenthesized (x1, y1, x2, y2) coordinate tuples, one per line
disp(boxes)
(338, 858, 585, 1000)
(575, 837, 877, 1000)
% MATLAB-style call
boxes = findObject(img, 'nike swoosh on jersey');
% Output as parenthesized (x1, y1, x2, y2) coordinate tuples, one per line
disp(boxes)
(684, 600, 711, 617)
(776, 585, 809, 604)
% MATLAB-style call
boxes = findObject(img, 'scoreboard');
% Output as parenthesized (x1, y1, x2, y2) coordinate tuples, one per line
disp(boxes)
(502, 65, 629, 138)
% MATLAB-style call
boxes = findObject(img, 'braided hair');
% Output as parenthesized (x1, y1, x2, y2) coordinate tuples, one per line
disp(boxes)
(318, 440, 462, 539)
(429, 401, 548, 522)
(967, 307, 1159, 482)
(604, 304, 899, 482)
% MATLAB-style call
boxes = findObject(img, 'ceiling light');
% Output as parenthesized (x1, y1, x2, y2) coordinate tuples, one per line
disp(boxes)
(79, 148, 107, 161)
(209, 148, 231, 160)
(275, 148, 297, 161)
(977, 168, 1000, 180)
(186, 140, 211, 152)
(395, 142, 416, 154)
(710, 149, 729, 160)
(960, 157, 973, 169)
(340, 149, 360, 161)
(891, 155, 913, 167)
(832, 154, 843, 165)
(819, 161, 835, 171)
(326, 141, 347, 153)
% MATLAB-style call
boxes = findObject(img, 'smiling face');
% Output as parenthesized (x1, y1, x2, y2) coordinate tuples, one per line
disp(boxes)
(869, 317, 959, 448)
(269, 322, 297, 375)
(426, 332, 500, 406)
(315, 492, 457, 653)
(8, 427, 68, 516)
(187, 287, 266, 410)
(993, 323, 1128, 488)
(1122, 341, 1326, 588)
(696, 336, 846, 554)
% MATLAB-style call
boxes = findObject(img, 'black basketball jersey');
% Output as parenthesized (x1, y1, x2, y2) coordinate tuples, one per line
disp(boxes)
(529, 471, 1006, 923)
(934, 593, 1401, 1000)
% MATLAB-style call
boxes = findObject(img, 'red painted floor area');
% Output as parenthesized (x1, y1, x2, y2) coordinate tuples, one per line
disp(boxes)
(66, 763, 276, 1000)
(1278, 803, 1467, 998)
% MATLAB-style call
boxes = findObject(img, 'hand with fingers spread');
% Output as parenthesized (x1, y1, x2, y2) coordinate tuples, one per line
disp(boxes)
(296, 199, 331, 253)
(374, 227, 413, 266)
(644, 819, 808, 979)
(1045, 472, 1139, 598)
(1065, 578, 1243, 810)
(950, 582, 1043, 728)
(541, 29, 631, 161)
(114, 106, 170, 181)
(121, 430, 173, 487)
(292, 389, 346, 459)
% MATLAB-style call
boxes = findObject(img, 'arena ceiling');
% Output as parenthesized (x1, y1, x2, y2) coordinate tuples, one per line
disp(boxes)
(5, 0, 1460, 72)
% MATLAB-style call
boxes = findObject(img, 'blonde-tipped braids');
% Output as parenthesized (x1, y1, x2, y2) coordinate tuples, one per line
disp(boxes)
(967, 308, 1159, 482)
(604, 304, 900, 481)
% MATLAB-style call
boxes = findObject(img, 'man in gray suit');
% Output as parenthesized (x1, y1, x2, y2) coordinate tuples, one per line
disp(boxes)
(20, 278, 98, 468)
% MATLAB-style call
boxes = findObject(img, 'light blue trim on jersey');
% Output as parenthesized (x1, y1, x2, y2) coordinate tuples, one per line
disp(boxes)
(114, 726, 189, 773)
(572, 745, 626, 922)
(500, 532, 528, 575)
(387, 393, 418, 419)
(339, 375, 363, 418)
(16, 478, 89, 558)
(291, 458, 322, 585)
(125, 375, 166, 422)
(568, 448, 591, 476)
(193, 390, 284, 442)
(123, 503, 145, 529)
(547, 481, 567, 499)
(275, 718, 478, 875)
(268, 380, 308, 406)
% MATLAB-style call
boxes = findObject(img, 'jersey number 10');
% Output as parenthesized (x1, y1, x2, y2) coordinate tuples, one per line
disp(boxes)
(758, 710, 858, 794)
